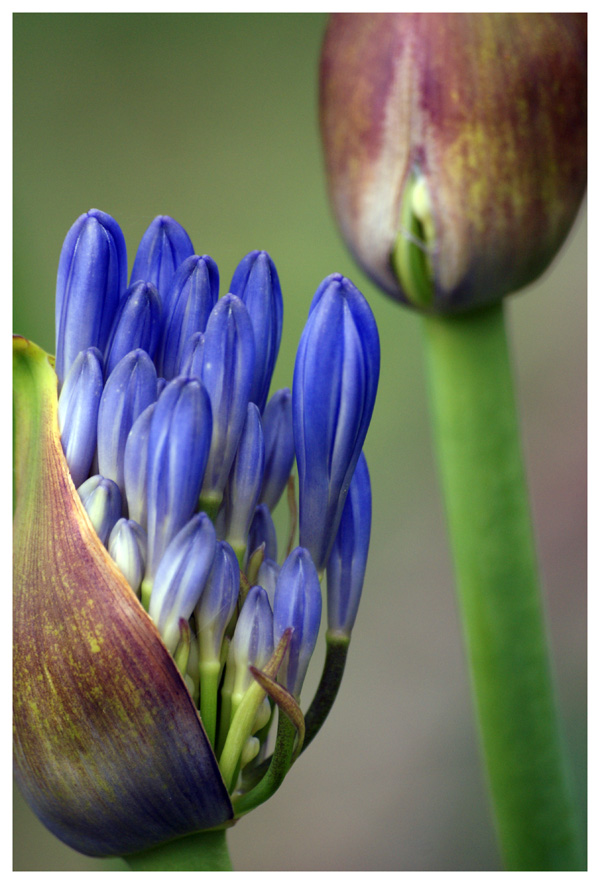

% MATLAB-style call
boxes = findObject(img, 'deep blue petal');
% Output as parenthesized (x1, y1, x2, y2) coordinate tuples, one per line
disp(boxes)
(292, 274, 379, 570)
(259, 388, 295, 511)
(273, 547, 322, 697)
(195, 540, 240, 662)
(55, 209, 127, 387)
(157, 255, 219, 379)
(58, 347, 104, 489)
(229, 250, 283, 412)
(146, 377, 213, 580)
(200, 294, 255, 502)
(178, 331, 205, 380)
(130, 215, 194, 297)
(149, 513, 217, 653)
(104, 281, 162, 378)
(247, 504, 278, 565)
(326, 451, 371, 634)
(223, 403, 265, 552)
(97, 350, 158, 498)
(123, 401, 155, 529)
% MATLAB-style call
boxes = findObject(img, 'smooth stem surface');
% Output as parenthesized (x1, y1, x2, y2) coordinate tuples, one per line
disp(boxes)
(422, 302, 583, 871)
(124, 828, 232, 871)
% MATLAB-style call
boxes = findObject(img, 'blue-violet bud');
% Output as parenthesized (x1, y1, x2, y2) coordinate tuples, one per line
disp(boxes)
(97, 349, 158, 498)
(326, 450, 371, 635)
(259, 388, 295, 511)
(104, 281, 162, 378)
(123, 401, 155, 529)
(273, 547, 322, 697)
(223, 403, 265, 555)
(247, 504, 278, 565)
(256, 557, 280, 608)
(130, 215, 194, 296)
(178, 331, 205, 380)
(77, 475, 123, 546)
(195, 540, 240, 664)
(200, 294, 256, 506)
(58, 347, 104, 489)
(229, 250, 283, 412)
(293, 273, 380, 571)
(157, 255, 219, 379)
(108, 518, 148, 595)
(55, 209, 127, 387)
(228, 585, 274, 701)
(149, 513, 217, 653)
(146, 377, 213, 582)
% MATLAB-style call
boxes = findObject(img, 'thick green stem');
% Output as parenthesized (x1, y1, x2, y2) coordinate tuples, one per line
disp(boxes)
(422, 302, 584, 871)
(123, 827, 232, 871)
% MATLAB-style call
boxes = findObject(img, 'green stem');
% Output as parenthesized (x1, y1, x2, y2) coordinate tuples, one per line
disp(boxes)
(302, 630, 349, 753)
(422, 302, 584, 870)
(123, 828, 232, 871)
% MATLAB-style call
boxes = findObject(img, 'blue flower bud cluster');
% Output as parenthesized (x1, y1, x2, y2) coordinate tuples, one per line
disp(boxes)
(55, 209, 379, 786)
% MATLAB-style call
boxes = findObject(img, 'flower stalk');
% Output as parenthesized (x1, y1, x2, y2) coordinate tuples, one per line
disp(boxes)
(422, 303, 584, 870)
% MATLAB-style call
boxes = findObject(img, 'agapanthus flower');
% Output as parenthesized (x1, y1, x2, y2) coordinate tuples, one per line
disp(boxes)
(13, 209, 380, 860)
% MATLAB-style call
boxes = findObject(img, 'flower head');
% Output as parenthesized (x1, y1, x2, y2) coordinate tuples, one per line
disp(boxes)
(14, 209, 380, 858)
(320, 12, 587, 311)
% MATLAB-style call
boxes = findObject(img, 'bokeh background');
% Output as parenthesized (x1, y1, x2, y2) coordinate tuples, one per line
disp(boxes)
(13, 13, 586, 872)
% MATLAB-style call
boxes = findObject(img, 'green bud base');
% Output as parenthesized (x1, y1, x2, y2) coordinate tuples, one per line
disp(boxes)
(422, 302, 584, 870)
(123, 827, 232, 871)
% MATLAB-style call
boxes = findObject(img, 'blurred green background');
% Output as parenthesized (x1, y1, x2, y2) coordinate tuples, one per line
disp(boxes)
(13, 13, 586, 871)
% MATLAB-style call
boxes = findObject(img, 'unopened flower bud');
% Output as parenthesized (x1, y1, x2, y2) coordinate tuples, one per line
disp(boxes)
(104, 281, 162, 378)
(259, 388, 295, 511)
(77, 475, 122, 546)
(97, 349, 158, 498)
(326, 450, 371, 635)
(55, 209, 127, 386)
(130, 215, 194, 297)
(293, 273, 379, 571)
(57, 347, 104, 489)
(229, 250, 283, 412)
(200, 294, 255, 508)
(108, 518, 147, 595)
(149, 512, 217, 653)
(320, 13, 587, 312)
(157, 255, 219, 379)
(273, 547, 322, 698)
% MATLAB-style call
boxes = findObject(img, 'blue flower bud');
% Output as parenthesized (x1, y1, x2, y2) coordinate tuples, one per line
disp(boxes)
(326, 451, 371, 635)
(223, 403, 265, 555)
(123, 401, 155, 529)
(157, 255, 219, 380)
(259, 388, 295, 511)
(55, 209, 127, 387)
(108, 518, 147, 595)
(229, 585, 274, 698)
(293, 273, 380, 571)
(229, 251, 283, 412)
(146, 377, 213, 582)
(200, 294, 256, 505)
(195, 540, 240, 663)
(273, 547, 322, 697)
(256, 557, 280, 608)
(104, 281, 162, 378)
(247, 504, 278, 565)
(57, 347, 104, 489)
(130, 215, 194, 297)
(77, 475, 123, 546)
(97, 350, 158, 498)
(149, 513, 217, 653)
(178, 331, 205, 380)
